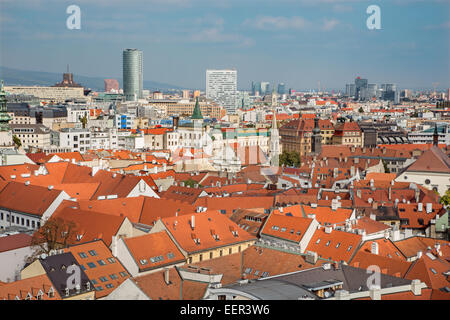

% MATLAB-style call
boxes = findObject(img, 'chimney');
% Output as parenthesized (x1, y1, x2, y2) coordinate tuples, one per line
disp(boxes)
(415, 189, 420, 203)
(25, 181, 30, 186)
(417, 203, 423, 212)
(417, 251, 422, 259)
(372, 201, 378, 210)
(435, 243, 441, 252)
(111, 236, 118, 257)
(356, 189, 362, 198)
(426, 203, 432, 214)
(190, 215, 195, 230)
(324, 226, 332, 234)
(388, 186, 392, 201)
(382, 147, 386, 154)
(164, 268, 170, 285)
(411, 279, 422, 296)
(371, 241, 379, 255)
(48, 185, 54, 190)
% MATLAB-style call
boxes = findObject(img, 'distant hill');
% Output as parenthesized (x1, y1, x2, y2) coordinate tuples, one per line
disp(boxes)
(0, 66, 184, 91)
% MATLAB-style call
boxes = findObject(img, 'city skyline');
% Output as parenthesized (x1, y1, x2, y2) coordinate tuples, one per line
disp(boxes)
(0, 0, 449, 91)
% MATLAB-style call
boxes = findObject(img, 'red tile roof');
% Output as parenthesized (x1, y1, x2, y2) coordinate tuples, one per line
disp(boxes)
(65, 240, 130, 299)
(161, 211, 256, 254)
(122, 231, 186, 272)
(0, 233, 33, 253)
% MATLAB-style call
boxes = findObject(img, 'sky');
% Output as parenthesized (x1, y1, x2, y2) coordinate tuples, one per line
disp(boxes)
(0, 0, 449, 91)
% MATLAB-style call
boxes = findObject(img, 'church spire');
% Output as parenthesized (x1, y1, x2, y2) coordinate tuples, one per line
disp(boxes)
(433, 122, 439, 147)
(191, 96, 203, 120)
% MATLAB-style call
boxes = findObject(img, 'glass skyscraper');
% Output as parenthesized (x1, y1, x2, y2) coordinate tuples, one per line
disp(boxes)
(123, 49, 143, 101)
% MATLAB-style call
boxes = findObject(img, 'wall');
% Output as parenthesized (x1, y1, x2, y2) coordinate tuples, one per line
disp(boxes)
(0, 246, 36, 282)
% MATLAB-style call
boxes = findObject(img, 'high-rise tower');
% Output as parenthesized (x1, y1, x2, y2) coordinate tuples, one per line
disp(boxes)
(123, 49, 143, 101)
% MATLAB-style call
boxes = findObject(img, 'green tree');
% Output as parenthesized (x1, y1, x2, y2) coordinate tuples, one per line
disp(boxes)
(358, 107, 364, 113)
(279, 150, 301, 167)
(440, 189, 450, 207)
(79, 115, 88, 129)
(12, 135, 21, 148)
(183, 178, 202, 188)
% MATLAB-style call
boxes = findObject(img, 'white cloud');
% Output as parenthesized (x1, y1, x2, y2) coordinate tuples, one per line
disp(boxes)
(243, 16, 310, 31)
(322, 19, 340, 31)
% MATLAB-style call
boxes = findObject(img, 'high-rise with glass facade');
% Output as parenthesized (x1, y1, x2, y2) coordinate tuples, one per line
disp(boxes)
(206, 69, 237, 114)
(123, 49, 143, 101)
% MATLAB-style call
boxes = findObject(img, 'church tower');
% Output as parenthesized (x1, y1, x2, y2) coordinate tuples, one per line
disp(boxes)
(271, 83, 278, 107)
(269, 109, 280, 165)
(433, 122, 439, 147)
(311, 117, 322, 155)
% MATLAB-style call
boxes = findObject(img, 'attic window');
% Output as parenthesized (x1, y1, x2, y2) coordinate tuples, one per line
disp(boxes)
(296, 231, 301, 236)
(325, 241, 331, 246)
(140, 259, 148, 265)
(316, 239, 321, 244)
(107, 257, 116, 263)
(88, 250, 98, 257)
(167, 252, 175, 259)
(272, 226, 280, 231)
(347, 246, 353, 252)
(280, 227, 287, 232)
(430, 268, 437, 274)
(336, 243, 341, 248)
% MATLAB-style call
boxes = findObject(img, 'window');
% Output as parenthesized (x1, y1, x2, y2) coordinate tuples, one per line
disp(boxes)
(280, 227, 286, 232)
(210, 252, 213, 259)
(88, 250, 98, 256)
(87, 262, 96, 269)
(296, 231, 301, 236)
(336, 243, 341, 248)
(140, 259, 148, 265)
(167, 252, 175, 259)
(95, 286, 104, 291)
(80, 265, 86, 271)
(78, 252, 88, 259)
(91, 279, 98, 285)
(107, 257, 116, 263)
(325, 241, 330, 246)
(425, 179, 431, 185)
(110, 274, 118, 280)
(347, 246, 352, 252)
(97, 260, 106, 266)
(99, 276, 108, 282)
(105, 284, 114, 289)
(119, 271, 128, 277)
(244, 268, 252, 274)
(254, 270, 260, 276)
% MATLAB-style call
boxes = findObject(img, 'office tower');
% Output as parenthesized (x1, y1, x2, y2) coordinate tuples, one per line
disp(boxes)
(206, 69, 237, 114)
(346, 84, 356, 97)
(447, 88, 450, 101)
(354, 77, 368, 100)
(260, 82, 270, 95)
(252, 82, 261, 96)
(123, 48, 143, 101)
(367, 84, 378, 100)
(104, 79, 119, 93)
(277, 83, 286, 95)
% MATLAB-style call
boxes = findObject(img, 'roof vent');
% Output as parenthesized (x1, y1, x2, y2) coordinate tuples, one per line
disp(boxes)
(48, 185, 54, 190)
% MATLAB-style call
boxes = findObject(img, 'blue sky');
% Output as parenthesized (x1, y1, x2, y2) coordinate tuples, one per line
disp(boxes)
(0, 0, 449, 91)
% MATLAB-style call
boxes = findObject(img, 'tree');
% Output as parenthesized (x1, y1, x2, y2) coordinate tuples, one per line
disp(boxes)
(440, 189, 450, 207)
(79, 115, 88, 129)
(12, 135, 21, 148)
(279, 150, 301, 168)
(28, 217, 78, 262)
(183, 178, 202, 188)
(358, 107, 364, 113)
